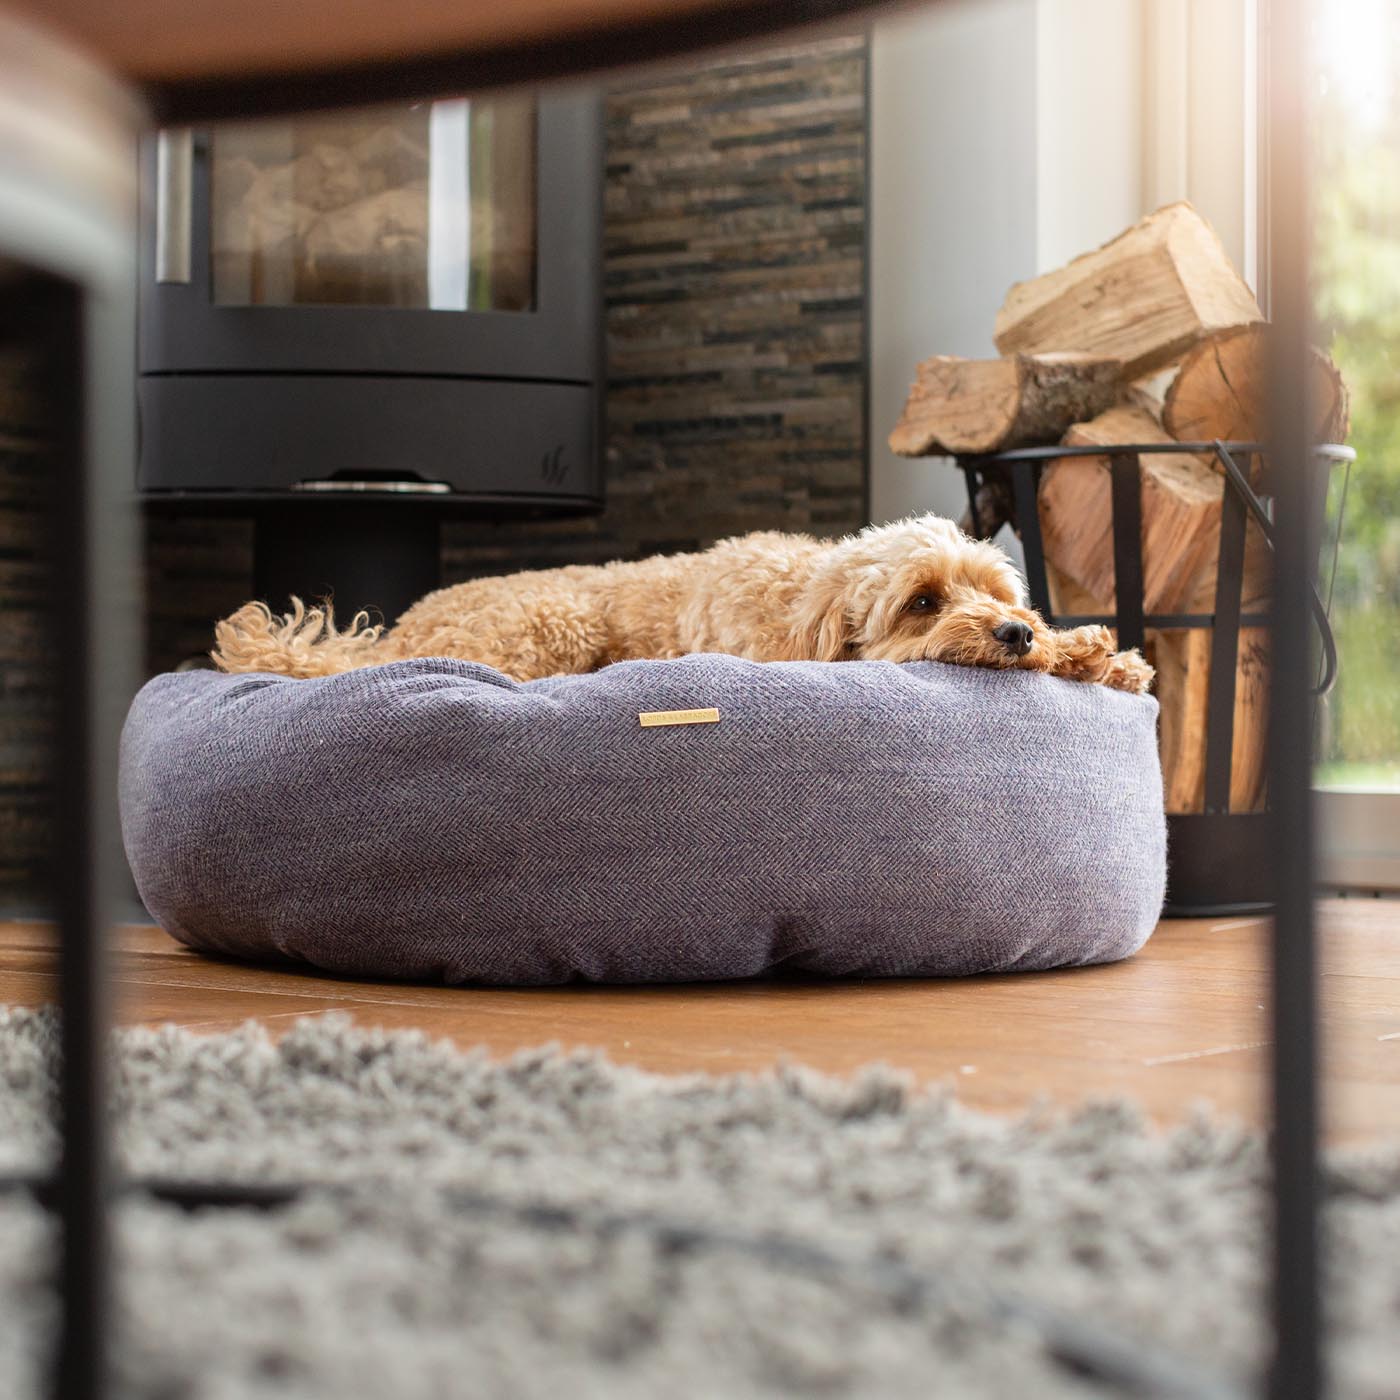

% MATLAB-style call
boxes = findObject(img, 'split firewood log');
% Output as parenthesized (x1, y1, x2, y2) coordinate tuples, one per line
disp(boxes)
(302, 183, 429, 269)
(1043, 519, 1269, 814)
(993, 202, 1263, 379)
(1154, 627, 1208, 812)
(1038, 398, 1274, 813)
(1153, 625, 1269, 814)
(1177, 496, 1273, 617)
(1040, 568, 1271, 813)
(888, 352, 1121, 457)
(1156, 526, 1274, 814)
(1160, 324, 1350, 445)
(1045, 563, 1108, 618)
(350, 124, 431, 194)
(296, 141, 367, 212)
(1036, 405, 1230, 615)
(1229, 626, 1271, 812)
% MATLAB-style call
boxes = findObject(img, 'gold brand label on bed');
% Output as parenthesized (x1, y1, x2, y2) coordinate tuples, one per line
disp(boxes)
(637, 708, 721, 728)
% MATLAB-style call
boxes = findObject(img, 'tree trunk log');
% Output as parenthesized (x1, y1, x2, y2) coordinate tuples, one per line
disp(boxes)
(888, 353, 1121, 457)
(1161, 323, 1350, 445)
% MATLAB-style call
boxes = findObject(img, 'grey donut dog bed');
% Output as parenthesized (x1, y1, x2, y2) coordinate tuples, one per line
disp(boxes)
(119, 656, 1166, 985)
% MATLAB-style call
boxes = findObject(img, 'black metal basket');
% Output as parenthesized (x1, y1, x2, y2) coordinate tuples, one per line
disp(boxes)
(955, 439, 1354, 917)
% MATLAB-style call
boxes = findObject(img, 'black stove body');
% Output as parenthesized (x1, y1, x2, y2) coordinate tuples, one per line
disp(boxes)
(137, 91, 603, 623)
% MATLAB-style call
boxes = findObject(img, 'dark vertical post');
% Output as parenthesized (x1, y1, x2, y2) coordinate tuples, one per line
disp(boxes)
(41, 277, 108, 1400)
(1265, 0, 1324, 1395)
(1108, 453, 1145, 653)
(962, 464, 984, 538)
(1011, 462, 1052, 617)
(41, 264, 138, 1400)
(1203, 472, 1248, 814)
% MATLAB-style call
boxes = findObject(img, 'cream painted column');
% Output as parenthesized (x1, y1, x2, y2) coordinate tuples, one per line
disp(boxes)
(1040, 0, 1255, 280)
(1142, 0, 1258, 286)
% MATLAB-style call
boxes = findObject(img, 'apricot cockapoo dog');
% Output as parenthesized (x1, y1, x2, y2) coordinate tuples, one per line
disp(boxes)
(212, 514, 1153, 694)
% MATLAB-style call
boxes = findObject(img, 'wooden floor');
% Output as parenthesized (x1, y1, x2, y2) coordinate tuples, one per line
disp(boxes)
(3, 899, 1399, 1143)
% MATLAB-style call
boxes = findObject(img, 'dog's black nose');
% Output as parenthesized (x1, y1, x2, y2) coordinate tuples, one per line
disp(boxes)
(993, 619, 1034, 656)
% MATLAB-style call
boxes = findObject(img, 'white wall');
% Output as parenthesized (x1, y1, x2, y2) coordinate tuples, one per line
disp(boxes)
(868, 0, 1037, 528)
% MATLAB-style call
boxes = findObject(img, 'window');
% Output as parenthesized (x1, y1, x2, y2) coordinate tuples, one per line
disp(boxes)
(1313, 0, 1400, 888)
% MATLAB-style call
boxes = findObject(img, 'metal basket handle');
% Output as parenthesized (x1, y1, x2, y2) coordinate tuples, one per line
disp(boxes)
(1213, 441, 1338, 696)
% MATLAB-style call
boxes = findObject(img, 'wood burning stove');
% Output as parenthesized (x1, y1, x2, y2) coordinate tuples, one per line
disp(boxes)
(137, 90, 603, 621)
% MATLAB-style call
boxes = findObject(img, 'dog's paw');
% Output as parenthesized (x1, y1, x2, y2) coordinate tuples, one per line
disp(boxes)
(1101, 648, 1155, 695)
(1047, 624, 1115, 682)
(1047, 627, 1155, 693)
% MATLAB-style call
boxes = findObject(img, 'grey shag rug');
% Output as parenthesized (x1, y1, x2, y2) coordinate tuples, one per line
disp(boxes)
(1, 1008, 1399, 1399)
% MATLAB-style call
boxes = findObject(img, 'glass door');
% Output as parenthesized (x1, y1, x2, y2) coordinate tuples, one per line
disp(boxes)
(208, 99, 537, 312)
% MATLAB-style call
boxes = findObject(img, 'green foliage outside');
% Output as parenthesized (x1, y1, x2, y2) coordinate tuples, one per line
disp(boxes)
(1313, 67, 1400, 787)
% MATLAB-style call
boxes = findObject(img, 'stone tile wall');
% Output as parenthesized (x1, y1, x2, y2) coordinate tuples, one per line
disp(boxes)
(443, 33, 867, 579)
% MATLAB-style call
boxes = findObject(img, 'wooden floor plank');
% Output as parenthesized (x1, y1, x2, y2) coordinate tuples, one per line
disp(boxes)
(2, 900, 1397, 1143)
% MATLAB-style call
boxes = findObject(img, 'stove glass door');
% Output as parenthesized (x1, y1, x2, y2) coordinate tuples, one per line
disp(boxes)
(209, 98, 537, 312)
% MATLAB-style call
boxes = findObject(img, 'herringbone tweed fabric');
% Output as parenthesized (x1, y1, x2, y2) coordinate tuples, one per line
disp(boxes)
(119, 656, 1165, 984)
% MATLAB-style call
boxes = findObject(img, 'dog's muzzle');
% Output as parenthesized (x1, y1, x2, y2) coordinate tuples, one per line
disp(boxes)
(993, 619, 1034, 656)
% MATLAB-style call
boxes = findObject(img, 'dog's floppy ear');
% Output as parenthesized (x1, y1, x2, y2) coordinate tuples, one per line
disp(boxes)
(779, 573, 856, 662)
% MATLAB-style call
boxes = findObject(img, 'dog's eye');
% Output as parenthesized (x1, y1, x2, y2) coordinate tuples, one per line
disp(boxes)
(906, 593, 939, 614)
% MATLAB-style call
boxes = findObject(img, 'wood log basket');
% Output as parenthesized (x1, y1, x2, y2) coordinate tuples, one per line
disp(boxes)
(955, 437, 1355, 915)
(890, 201, 1354, 914)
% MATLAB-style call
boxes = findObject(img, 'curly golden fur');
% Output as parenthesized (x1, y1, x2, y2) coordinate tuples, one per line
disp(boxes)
(211, 514, 1154, 694)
